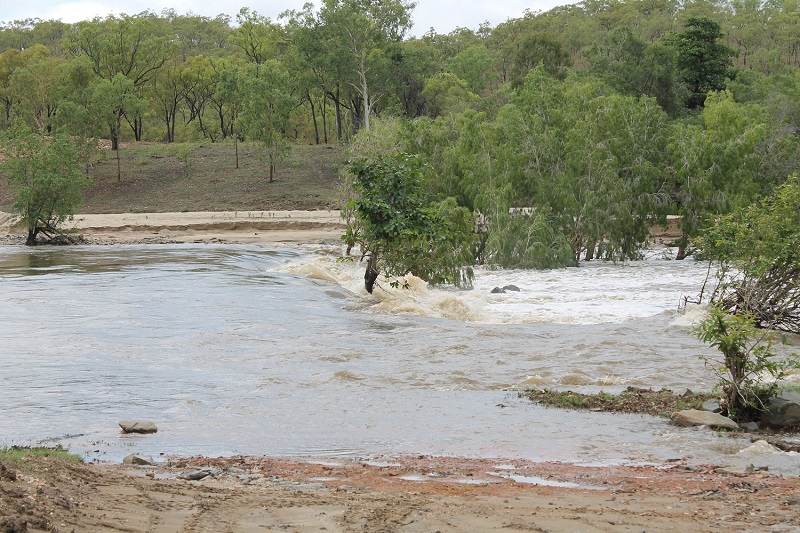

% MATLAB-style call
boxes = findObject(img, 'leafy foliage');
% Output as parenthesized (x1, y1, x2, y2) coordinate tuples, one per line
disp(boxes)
(694, 306, 798, 421)
(349, 154, 475, 291)
(696, 176, 800, 332)
(0, 124, 91, 244)
(670, 17, 737, 109)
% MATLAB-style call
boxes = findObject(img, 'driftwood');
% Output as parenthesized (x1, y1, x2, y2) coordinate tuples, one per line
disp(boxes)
(703, 260, 800, 334)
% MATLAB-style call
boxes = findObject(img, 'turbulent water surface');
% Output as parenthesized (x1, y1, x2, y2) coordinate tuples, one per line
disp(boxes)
(1, 244, 798, 474)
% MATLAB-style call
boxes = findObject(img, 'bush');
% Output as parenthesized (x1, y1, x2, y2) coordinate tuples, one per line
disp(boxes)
(694, 306, 798, 421)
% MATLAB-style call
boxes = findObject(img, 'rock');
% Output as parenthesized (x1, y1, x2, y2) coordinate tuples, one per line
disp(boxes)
(672, 409, 740, 430)
(701, 399, 721, 413)
(741, 421, 760, 433)
(490, 287, 505, 294)
(119, 420, 158, 434)
(179, 470, 211, 481)
(761, 390, 800, 428)
(715, 465, 754, 476)
(122, 454, 155, 466)
(502, 284, 521, 292)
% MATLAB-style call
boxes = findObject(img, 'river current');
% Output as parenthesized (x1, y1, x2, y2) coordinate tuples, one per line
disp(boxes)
(1, 244, 798, 474)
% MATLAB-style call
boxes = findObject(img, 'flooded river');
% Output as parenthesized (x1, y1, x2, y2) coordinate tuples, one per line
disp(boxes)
(1, 244, 798, 474)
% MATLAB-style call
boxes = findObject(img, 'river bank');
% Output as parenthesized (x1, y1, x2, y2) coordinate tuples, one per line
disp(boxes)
(0, 210, 346, 245)
(2, 451, 800, 532)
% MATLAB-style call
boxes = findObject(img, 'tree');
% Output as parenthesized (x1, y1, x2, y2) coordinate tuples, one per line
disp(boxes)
(421, 72, 478, 117)
(509, 32, 572, 88)
(667, 91, 768, 258)
(317, 0, 416, 132)
(0, 125, 91, 245)
(91, 74, 147, 179)
(514, 69, 671, 261)
(237, 61, 294, 182)
(230, 8, 284, 66)
(695, 176, 800, 333)
(671, 17, 737, 109)
(349, 154, 475, 292)
(68, 14, 174, 142)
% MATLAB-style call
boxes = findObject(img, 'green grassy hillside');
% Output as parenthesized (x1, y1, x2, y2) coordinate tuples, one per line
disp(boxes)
(1, 142, 346, 214)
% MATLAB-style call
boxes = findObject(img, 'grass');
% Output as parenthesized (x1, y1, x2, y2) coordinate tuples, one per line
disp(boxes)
(0, 445, 83, 465)
(523, 386, 717, 418)
(0, 141, 346, 214)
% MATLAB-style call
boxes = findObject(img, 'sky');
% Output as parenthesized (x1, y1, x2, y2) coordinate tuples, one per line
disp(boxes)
(0, 0, 569, 36)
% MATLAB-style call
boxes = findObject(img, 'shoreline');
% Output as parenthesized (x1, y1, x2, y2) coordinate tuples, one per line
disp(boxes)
(1, 210, 684, 246)
(0, 210, 347, 245)
(3, 451, 799, 532)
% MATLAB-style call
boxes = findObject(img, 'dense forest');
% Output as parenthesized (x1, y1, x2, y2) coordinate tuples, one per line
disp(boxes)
(1, 0, 799, 264)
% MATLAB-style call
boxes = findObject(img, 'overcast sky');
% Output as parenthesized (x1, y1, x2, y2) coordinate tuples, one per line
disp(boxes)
(0, 0, 570, 36)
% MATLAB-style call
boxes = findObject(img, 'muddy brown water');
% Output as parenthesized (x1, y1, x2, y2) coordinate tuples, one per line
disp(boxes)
(1, 244, 798, 474)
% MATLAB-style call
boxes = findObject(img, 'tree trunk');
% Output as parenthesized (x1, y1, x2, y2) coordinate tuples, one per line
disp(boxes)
(364, 246, 379, 294)
(676, 233, 689, 260)
(309, 92, 320, 145)
(321, 96, 329, 145)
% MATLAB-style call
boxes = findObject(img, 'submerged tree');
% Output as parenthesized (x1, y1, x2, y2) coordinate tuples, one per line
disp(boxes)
(349, 154, 475, 293)
(696, 175, 800, 333)
(0, 124, 91, 245)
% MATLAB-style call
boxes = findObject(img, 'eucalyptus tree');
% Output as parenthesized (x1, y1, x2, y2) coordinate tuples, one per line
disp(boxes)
(7, 47, 65, 133)
(236, 61, 294, 182)
(148, 58, 186, 143)
(514, 68, 671, 261)
(448, 44, 498, 95)
(68, 14, 175, 142)
(585, 26, 681, 115)
(91, 74, 147, 179)
(421, 73, 479, 118)
(386, 38, 442, 118)
(316, 0, 417, 132)
(230, 8, 285, 66)
(509, 32, 572, 88)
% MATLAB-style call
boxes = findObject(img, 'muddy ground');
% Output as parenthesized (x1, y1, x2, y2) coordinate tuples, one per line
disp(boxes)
(2, 453, 800, 532)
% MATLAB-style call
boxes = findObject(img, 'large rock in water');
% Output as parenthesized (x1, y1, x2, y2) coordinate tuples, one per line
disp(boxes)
(672, 409, 740, 430)
(761, 390, 800, 427)
(119, 420, 158, 434)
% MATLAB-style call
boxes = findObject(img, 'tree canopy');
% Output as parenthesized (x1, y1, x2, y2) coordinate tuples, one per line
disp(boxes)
(1, 1, 800, 267)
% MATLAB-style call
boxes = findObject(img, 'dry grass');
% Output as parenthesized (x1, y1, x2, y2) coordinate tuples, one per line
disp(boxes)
(0, 141, 346, 213)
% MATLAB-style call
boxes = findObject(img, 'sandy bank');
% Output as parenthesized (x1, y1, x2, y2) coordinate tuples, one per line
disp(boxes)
(2, 453, 799, 532)
(0, 210, 346, 245)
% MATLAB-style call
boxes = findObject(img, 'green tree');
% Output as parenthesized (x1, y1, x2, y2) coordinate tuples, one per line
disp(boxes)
(237, 61, 294, 182)
(91, 74, 147, 178)
(317, 0, 416, 132)
(671, 17, 737, 109)
(509, 32, 572, 88)
(421, 72, 478, 117)
(0, 125, 91, 245)
(230, 8, 284, 66)
(696, 176, 800, 333)
(667, 91, 768, 258)
(349, 154, 475, 292)
(68, 14, 175, 142)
